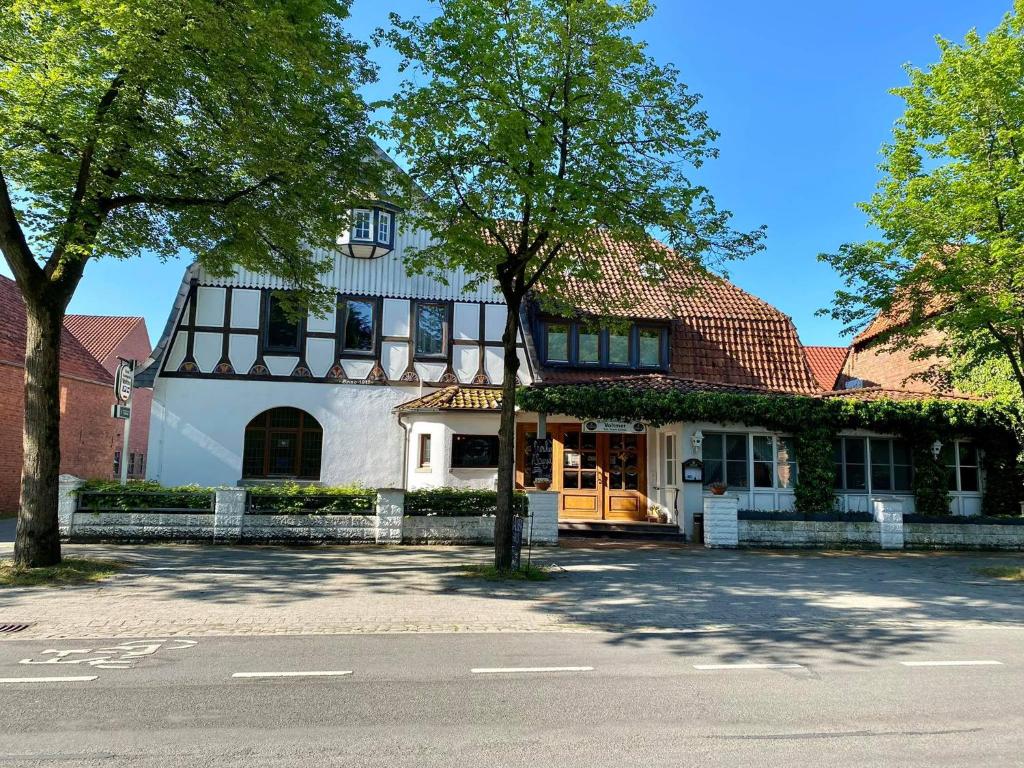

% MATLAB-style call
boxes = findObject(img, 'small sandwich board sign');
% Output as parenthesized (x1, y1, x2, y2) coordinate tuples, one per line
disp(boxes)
(114, 359, 134, 403)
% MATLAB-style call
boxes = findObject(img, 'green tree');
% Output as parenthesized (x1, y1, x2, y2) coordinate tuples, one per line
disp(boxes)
(821, 3, 1024, 404)
(0, 0, 377, 567)
(379, 0, 762, 570)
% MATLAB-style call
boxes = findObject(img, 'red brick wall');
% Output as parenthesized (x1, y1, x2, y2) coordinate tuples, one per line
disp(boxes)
(842, 329, 947, 392)
(0, 362, 120, 514)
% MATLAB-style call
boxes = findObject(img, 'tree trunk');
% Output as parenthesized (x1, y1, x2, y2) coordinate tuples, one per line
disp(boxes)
(493, 295, 523, 571)
(14, 293, 66, 568)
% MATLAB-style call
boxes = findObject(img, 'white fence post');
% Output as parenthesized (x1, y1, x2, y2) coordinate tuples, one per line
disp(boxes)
(526, 491, 559, 545)
(376, 489, 405, 544)
(873, 497, 905, 550)
(704, 496, 739, 548)
(214, 487, 247, 543)
(58, 474, 84, 539)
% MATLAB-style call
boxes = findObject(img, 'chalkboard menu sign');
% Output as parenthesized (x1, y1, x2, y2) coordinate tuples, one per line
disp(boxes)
(529, 437, 553, 483)
(511, 515, 525, 571)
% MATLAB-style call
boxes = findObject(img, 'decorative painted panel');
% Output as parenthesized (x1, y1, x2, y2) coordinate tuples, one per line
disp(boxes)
(382, 298, 410, 337)
(196, 287, 226, 327)
(454, 303, 479, 340)
(307, 306, 336, 334)
(383, 342, 408, 381)
(455, 346, 480, 383)
(193, 332, 222, 372)
(265, 356, 299, 377)
(230, 289, 261, 329)
(306, 338, 335, 377)
(166, 331, 188, 371)
(484, 304, 506, 342)
(229, 334, 258, 374)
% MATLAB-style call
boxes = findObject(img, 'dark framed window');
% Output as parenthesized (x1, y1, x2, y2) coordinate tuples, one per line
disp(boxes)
(264, 293, 302, 353)
(418, 434, 432, 468)
(870, 438, 913, 492)
(546, 323, 570, 362)
(638, 327, 662, 368)
(834, 437, 867, 491)
(943, 441, 980, 492)
(415, 302, 447, 357)
(703, 432, 749, 489)
(342, 298, 376, 353)
(243, 407, 323, 479)
(540, 321, 666, 369)
(452, 435, 500, 468)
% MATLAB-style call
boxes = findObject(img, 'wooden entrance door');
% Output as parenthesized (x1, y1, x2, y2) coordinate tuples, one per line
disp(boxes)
(559, 428, 602, 520)
(604, 432, 647, 521)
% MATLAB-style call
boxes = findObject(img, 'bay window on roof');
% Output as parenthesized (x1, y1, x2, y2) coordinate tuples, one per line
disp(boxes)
(339, 203, 398, 259)
(540, 320, 667, 370)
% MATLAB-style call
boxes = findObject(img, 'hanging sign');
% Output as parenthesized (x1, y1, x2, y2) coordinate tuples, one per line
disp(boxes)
(582, 420, 646, 434)
(111, 404, 131, 420)
(114, 359, 134, 403)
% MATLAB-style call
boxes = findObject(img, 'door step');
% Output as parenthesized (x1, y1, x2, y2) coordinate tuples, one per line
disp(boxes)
(558, 521, 686, 542)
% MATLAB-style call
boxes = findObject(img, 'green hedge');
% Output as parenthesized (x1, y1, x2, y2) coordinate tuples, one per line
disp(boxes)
(76, 479, 215, 511)
(247, 484, 376, 515)
(405, 487, 528, 517)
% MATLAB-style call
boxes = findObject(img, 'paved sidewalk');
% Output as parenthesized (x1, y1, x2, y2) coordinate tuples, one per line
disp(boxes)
(2, 541, 1022, 649)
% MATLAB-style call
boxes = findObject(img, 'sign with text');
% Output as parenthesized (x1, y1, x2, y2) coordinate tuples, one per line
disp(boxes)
(682, 458, 704, 483)
(582, 420, 646, 434)
(511, 515, 524, 571)
(114, 359, 134, 403)
(111, 404, 131, 420)
(529, 437, 553, 482)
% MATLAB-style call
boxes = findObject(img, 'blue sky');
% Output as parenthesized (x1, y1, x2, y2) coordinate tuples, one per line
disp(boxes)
(7, 0, 1013, 346)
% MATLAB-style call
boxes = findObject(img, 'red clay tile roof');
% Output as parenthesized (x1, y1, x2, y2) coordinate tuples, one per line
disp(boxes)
(817, 386, 980, 402)
(0, 277, 112, 384)
(803, 345, 849, 391)
(534, 231, 820, 394)
(64, 314, 144, 367)
(396, 386, 504, 412)
(854, 295, 948, 346)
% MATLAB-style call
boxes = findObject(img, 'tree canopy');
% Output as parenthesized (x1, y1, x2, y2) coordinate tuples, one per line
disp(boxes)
(821, 2, 1024, 403)
(377, 0, 763, 309)
(1, 0, 379, 304)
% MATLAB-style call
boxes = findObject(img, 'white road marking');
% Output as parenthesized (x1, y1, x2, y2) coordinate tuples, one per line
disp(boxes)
(471, 666, 594, 674)
(693, 663, 805, 671)
(231, 670, 353, 679)
(900, 660, 1003, 667)
(0, 675, 98, 683)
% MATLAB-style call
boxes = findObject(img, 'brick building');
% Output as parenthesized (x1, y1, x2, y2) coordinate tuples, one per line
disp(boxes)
(0, 276, 151, 513)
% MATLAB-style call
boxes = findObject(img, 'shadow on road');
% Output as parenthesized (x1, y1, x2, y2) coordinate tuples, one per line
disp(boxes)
(25, 540, 1022, 666)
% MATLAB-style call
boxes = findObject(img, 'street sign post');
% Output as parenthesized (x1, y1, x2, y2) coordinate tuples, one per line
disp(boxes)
(113, 359, 135, 485)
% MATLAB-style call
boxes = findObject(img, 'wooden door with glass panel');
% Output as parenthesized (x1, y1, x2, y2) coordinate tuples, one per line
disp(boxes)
(603, 432, 647, 521)
(559, 428, 602, 519)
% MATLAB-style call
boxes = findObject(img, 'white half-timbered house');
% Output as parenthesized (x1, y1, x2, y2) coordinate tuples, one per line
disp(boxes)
(139, 157, 989, 540)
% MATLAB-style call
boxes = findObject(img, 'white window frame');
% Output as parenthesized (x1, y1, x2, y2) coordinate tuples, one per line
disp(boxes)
(752, 434, 797, 490)
(946, 440, 982, 493)
(377, 210, 392, 243)
(663, 433, 676, 486)
(351, 208, 373, 241)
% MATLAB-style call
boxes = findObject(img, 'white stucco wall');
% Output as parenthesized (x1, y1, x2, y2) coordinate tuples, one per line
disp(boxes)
(148, 377, 414, 488)
(403, 412, 502, 490)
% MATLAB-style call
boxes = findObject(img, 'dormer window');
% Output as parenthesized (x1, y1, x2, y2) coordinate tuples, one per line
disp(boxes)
(540, 319, 668, 370)
(338, 203, 398, 259)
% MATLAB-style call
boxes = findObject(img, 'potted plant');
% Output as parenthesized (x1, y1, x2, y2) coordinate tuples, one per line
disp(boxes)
(709, 482, 728, 496)
(534, 477, 551, 491)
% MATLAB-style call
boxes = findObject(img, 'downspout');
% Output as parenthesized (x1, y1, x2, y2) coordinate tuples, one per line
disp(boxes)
(398, 412, 412, 491)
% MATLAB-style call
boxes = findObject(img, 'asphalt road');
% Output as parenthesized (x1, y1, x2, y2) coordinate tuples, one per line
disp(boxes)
(0, 627, 1021, 767)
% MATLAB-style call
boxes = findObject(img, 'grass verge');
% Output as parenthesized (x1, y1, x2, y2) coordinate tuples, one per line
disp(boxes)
(975, 565, 1024, 582)
(0, 557, 125, 587)
(462, 562, 552, 582)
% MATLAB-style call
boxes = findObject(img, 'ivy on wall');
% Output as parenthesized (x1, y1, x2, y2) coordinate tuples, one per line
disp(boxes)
(518, 385, 1020, 514)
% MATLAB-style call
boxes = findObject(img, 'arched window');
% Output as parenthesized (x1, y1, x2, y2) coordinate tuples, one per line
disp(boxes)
(242, 408, 323, 479)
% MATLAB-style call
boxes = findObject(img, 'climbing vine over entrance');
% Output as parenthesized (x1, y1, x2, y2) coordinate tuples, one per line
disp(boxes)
(518, 385, 1020, 514)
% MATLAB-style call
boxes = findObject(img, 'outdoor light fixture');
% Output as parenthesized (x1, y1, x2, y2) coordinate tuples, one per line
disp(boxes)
(691, 429, 704, 454)
(931, 440, 943, 459)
